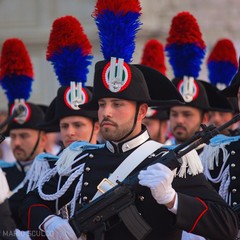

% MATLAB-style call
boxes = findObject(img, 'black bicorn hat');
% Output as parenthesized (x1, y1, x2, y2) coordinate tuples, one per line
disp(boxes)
(54, 86, 98, 120)
(36, 99, 59, 132)
(138, 39, 183, 116)
(165, 12, 211, 111)
(206, 39, 238, 106)
(199, 80, 234, 113)
(7, 102, 45, 132)
(38, 86, 98, 132)
(227, 97, 239, 114)
(38, 15, 98, 131)
(134, 64, 184, 108)
(171, 78, 210, 110)
(80, 0, 184, 111)
(0, 38, 46, 134)
(138, 39, 170, 121)
(145, 107, 169, 121)
(81, 60, 184, 110)
(81, 60, 150, 110)
(221, 57, 240, 97)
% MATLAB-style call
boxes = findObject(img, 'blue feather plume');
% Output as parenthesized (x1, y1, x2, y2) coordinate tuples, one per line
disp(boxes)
(166, 44, 205, 79)
(1, 76, 32, 103)
(94, 10, 141, 63)
(49, 48, 93, 87)
(208, 61, 237, 86)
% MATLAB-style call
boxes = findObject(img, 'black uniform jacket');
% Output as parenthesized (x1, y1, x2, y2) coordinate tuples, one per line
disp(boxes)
(9, 160, 57, 230)
(0, 200, 17, 240)
(207, 140, 240, 208)
(20, 130, 238, 240)
(1, 161, 32, 191)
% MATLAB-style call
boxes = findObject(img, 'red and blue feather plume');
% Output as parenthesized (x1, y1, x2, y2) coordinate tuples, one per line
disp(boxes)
(46, 15, 93, 87)
(207, 39, 238, 89)
(165, 12, 206, 79)
(140, 39, 166, 75)
(0, 38, 33, 103)
(93, 0, 142, 63)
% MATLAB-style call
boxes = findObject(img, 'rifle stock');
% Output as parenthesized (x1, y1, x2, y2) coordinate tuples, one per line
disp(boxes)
(69, 114, 240, 239)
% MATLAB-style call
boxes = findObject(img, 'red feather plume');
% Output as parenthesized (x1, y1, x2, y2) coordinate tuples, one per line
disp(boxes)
(166, 11, 205, 49)
(46, 15, 92, 60)
(0, 38, 33, 78)
(207, 39, 238, 66)
(93, 0, 141, 16)
(140, 39, 166, 75)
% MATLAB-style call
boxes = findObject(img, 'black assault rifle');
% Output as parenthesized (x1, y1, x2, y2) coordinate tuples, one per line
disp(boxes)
(69, 114, 240, 240)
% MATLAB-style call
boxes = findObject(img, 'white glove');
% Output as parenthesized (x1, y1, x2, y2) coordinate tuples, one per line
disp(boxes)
(138, 163, 176, 205)
(44, 215, 78, 240)
(0, 168, 10, 203)
(15, 229, 31, 240)
(181, 231, 206, 240)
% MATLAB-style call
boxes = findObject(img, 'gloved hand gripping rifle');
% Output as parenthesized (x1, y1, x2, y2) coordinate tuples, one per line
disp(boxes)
(69, 114, 240, 240)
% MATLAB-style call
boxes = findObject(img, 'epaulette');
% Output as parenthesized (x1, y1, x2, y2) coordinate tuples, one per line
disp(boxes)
(69, 141, 105, 152)
(23, 153, 59, 193)
(200, 135, 233, 171)
(0, 160, 16, 168)
(160, 145, 175, 150)
(201, 134, 234, 201)
(35, 153, 59, 162)
(38, 141, 104, 207)
(155, 145, 203, 178)
(209, 134, 240, 146)
(56, 141, 105, 176)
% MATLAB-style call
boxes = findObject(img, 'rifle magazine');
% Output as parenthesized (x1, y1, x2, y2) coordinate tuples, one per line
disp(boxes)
(118, 204, 152, 240)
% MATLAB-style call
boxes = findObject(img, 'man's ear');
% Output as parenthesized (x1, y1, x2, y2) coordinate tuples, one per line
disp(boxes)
(40, 131, 48, 146)
(40, 131, 45, 138)
(138, 103, 148, 119)
(93, 121, 100, 135)
(202, 112, 209, 124)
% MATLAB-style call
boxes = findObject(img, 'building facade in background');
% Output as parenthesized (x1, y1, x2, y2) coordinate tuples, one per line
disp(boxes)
(0, 0, 239, 109)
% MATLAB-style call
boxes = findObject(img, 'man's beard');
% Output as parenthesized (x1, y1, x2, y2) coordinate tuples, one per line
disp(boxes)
(172, 126, 187, 143)
(100, 126, 132, 142)
(13, 148, 27, 161)
(100, 118, 134, 142)
(174, 134, 188, 144)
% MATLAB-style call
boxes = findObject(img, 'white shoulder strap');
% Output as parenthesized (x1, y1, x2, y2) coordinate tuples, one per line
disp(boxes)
(9, 181, 24, 197)
(92, 140, 162, 200)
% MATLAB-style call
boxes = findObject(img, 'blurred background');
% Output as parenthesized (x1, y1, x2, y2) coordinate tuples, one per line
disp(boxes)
(0, 0, 239, 109)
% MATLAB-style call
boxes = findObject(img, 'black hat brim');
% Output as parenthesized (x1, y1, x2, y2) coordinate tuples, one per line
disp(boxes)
(220, 83, 239, 98)
(80, 64, 185, 110)
(134, 64, 185, 108)
(220, 69, 240, 97)
(199, 80, 234, 112)
(172, 78, 211, 111)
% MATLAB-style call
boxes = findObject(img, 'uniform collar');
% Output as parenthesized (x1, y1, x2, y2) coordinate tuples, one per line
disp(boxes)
(106, 128, 150, 153)
(16, 160, 34, 173)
